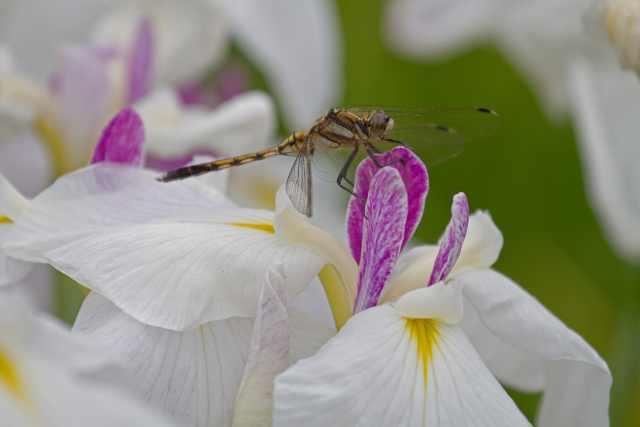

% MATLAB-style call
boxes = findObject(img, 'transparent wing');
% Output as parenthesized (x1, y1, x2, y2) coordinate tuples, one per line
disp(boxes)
(346, 106, 501, 167)
(286, 139, 313, 216)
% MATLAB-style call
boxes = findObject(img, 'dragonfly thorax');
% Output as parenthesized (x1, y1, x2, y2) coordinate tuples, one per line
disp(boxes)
(369, 109, 394, 140)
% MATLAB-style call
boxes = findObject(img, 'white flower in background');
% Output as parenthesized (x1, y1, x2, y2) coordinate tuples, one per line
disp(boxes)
(0, 173, 31, 286)
(0, 293, 177, 427)
(385, 0, 640, 263)
(384, 0, 612, 121)
(272, 148, 611, 426)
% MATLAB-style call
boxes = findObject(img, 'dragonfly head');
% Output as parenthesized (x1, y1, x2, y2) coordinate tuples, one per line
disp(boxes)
(370, 109, 394, 139)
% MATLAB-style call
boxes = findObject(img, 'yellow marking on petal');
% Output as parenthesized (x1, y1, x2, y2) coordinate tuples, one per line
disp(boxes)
(33, 115, 70, 176)
(226, 222, 275, 234)
(0, 349, 26, 402)
(318, 263, 353, 331)
(0, 215, 12, 224)
(406, 318, 440, 386)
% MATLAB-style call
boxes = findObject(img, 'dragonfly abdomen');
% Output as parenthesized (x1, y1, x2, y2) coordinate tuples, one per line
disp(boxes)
(155, 133, 306, 182)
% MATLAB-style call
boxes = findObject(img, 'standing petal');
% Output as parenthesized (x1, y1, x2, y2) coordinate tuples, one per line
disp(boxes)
(347, 146, 428, 264)
(273, 304, 530, 427)
(353, 168, 407, 314)
(457, 269, 611, 427)
(428, 193, 469, 286)
(89, 107, 145, 166)
(126, 17, 153, 103)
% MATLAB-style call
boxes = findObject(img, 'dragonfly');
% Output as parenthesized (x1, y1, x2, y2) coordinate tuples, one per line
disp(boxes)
(156, 106, 501, 216)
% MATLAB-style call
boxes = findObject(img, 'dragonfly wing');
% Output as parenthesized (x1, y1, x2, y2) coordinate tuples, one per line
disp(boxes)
(286, 140, 313, 216)
(347, 106, 501, 167)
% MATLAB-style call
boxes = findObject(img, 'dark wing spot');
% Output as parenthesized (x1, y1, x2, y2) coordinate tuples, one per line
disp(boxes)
(477, 108, 492, 113)
(436, 125, 451, 132)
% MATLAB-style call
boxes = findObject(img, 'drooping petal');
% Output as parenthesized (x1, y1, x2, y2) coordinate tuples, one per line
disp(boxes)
(73, 292, 253, 427)
(233, 263, 290, 427)
(0, 294, 176, 427)
(347, 146, 428, 264)
(226, 0, 342, 129)
(456, 269, 611, 427)
(127, 17, 153, 103)
(5, 165, 325, 330)
(273, 304, 531, 427)
(89, 107, 145, 166)
(428, 192, 468, 286)
(353, 167, 407, 314)
(393, 281, 463, 324)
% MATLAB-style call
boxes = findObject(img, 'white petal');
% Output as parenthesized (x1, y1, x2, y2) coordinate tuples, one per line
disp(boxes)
(233, 263, 290, 427)
(138, 89, 276, 158)
(0, 226, 34, 287)
(73, 292, 253, 427)
(449, 210, 503, 275)
(393, 281, 463, 324)
(227, 0, 342, 128)
(6, 165, 325, 329)
(0, 173, 29, 220)
(0, 294, 176, 427)
(457, 269, 611, 427)
(569, 58, 640, 262)
(384, 0, 502, 59)
(273, 304, 530, 427)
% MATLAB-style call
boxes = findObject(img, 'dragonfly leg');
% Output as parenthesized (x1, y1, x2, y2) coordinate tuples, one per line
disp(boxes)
(336, 148, 365, 202)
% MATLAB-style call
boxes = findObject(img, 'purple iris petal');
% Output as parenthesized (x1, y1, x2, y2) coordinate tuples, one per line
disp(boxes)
(353, 167, 408, 314)
(127, 17, 153, 104)
(89, 107, 145, 166)
(428, 193, 469, 286)
(346, 146, 428, 263)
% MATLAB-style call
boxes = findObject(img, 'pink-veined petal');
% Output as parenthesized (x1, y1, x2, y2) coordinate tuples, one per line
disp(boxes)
(273, 304, 531, 427)
(353, 167, 407, 314)
(456, 269, 611, 427)
(89, 107, 145, 166)
(233, 263, 290, 426)
(347, 146, 428, 264)
(428, 192, 469, 286)
(127, 17, 153, 103)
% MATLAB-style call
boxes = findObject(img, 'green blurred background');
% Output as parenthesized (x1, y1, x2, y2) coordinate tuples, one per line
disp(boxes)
(53, 0, 638, 424)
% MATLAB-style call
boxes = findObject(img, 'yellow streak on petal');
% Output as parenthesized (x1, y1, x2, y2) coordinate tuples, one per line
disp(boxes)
(33, 115, 70, 176)
(406, 318, 440, 386)
(317, 264, 353, 330)
(0, 215, 12, 224)
(0, 349, 26, 402)
(226, 222, 275, 234)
